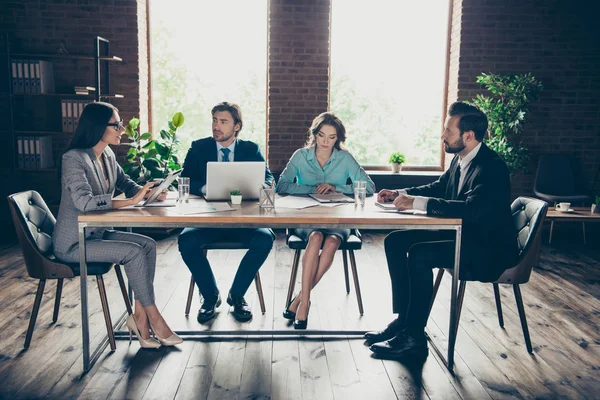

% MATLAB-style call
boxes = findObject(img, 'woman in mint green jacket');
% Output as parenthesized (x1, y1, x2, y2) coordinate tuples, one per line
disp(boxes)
(277, 112, 375, 329)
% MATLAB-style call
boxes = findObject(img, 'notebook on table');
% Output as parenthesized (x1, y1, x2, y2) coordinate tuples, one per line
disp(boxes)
(375, 201, 397, 210)
(308, 192, 355, 203)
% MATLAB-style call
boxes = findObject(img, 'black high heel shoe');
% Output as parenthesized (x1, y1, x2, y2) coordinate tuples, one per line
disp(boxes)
(283, 295, 298, 320)
(293, 301, 311, 330)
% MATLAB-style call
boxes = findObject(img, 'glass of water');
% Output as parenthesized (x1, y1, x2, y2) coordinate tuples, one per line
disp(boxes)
(354, 181, 367, 207)
(177, 176, 190, 204)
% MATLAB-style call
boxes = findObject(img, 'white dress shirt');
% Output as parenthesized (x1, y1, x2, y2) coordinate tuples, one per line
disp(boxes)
(399, 142, 482, 211)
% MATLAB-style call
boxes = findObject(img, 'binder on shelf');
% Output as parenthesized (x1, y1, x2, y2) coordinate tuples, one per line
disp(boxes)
(28, 137, 35, 169)
(23, 60, 30, 94)
(38, 60, 55, 94)
(61, 100, 68, 132)
(11, 60, 18, 94)
(66, 100, 73, 132)
(31, 61, 39, 94)
(35, 136, 54, 169)
(16, 60, 24, 94)
(22, 136, 30, 169)
(17, 137, 24, 169)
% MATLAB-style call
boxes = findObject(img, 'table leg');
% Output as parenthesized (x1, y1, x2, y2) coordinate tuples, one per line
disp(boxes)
(78, 224, 90, 371)
(447, 225, 462, 371)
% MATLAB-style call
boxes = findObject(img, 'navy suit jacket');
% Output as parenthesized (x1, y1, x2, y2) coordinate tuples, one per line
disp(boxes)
(406, 143, 518, 282)
(181, 137, 274, 196)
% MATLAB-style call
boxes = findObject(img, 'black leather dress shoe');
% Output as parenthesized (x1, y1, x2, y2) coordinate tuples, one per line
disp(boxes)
(197, 294, 221, 323)
(364, 318, 405, 345)
(227, 293, 253, 322)
(369, 330, 428, 360)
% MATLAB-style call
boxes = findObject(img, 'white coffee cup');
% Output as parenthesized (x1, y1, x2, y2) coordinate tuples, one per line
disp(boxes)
(555, 202, 571, 212)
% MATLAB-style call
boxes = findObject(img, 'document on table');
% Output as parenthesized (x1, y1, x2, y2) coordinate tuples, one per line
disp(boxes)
(168, 200, 234, 215)
(275, 195, 321, 209)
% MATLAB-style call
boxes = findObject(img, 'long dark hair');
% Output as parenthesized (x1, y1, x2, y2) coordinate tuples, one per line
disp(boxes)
(58, 102, 117, 180)
(66, 102, 117, 151)
(305, 111, 346, 150)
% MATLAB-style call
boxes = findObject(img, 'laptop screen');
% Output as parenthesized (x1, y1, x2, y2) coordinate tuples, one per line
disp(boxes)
(205, 161, 266, 200)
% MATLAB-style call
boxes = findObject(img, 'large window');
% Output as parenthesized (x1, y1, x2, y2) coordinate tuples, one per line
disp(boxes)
(331, 0, 450, 168)
(149, 0, 268, 159)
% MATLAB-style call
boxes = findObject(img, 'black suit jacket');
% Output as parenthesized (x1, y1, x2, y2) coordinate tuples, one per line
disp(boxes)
(406, 143, 518, 282)
(181, 137, 274, 196)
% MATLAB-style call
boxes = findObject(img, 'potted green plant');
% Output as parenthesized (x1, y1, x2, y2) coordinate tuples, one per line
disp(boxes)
(592, 196, 600, 214)
(122, 112, 185, 184)
(230, 189, 243, 205)
(470, 72, 543, 174)
(388, 152, 406, 173)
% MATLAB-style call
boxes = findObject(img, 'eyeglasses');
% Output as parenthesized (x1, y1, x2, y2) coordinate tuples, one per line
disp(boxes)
(106, 120, 124, 131)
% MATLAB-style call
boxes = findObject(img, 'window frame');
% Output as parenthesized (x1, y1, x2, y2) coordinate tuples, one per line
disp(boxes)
(329, 0, 454, 173)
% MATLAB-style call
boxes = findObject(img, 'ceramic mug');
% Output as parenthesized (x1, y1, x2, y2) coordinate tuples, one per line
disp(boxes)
(555, 202, 571, 212)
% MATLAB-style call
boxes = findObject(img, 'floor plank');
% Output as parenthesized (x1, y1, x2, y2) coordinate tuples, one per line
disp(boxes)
(0, 231, 599, 399)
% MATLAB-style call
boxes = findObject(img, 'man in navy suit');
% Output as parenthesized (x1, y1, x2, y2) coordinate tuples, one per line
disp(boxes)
(366, 102, 518, 360)
(178, 102, 275, 323)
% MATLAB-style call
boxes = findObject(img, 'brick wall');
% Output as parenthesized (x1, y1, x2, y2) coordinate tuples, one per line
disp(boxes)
(267, 0, 331, 172)
(453, 0, 600, 197)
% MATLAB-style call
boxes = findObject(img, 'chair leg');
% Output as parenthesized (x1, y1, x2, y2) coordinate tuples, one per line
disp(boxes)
(96, 276, 116, 352)
(254, 272, 266, 314)
(454, 281, 467, 338)
(342, 250, 350, 294)
(493, 283, 504, 328)
(52, 278, 64, 323)
(285, 250, 301, 307)
(429, 269, 445, 317)
(24, 279, 46, 349)
(513, 284, 533, 353)
(549, 220, 554, 244)
(185, 275, 195, 316)
(348, 250, 364, 316)
(582, 222, 586, 245)
(114, 265, 133, 315)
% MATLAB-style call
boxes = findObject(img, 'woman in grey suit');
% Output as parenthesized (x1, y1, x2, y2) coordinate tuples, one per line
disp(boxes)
(53, 102, 181, 348)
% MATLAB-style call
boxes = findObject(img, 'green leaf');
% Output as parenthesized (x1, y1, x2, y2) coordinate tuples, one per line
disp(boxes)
(168, 121, 176, 131)
(142, 158, 161, 169)
(128, 118, 140, 130)
(140, 132, 152, 140)
(142, 140, 156, 149)
(160, 129, 171, 140)
(155, 142, 169, 157)
(172, 112, 184, 128)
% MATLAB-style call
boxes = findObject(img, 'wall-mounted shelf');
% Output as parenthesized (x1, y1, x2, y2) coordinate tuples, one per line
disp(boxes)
(12, 53, 122, 62)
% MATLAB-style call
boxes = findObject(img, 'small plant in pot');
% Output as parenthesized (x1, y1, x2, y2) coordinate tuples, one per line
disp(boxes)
(230, 189, 243, 205)
(388, 152, 406, 173)
(592, 196, 600, 214)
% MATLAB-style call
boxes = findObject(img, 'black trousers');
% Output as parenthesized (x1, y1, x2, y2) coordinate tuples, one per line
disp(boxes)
(384, 230, 456, 333)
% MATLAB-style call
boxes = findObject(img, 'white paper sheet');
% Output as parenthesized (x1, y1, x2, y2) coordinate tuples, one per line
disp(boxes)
(167, 201, 235, 215)
(274, 195, 320, 209)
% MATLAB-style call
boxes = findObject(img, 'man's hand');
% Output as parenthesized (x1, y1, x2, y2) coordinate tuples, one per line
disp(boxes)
(315, 183, 336, 194)
(377, 189, 399, 203)
(393, 194, 415, 211)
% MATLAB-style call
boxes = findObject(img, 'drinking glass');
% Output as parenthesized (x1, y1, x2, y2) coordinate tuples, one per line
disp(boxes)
(177, 176, 190, 204)
(354, 181, 367, 207)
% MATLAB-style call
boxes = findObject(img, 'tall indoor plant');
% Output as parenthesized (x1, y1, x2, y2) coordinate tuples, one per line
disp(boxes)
(470, 73, 543, 173)
(123, 112, 185, 183)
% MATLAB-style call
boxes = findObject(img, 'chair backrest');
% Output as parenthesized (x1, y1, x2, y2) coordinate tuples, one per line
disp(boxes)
(534, 154, 577, 195)
(496, 197, 548, 285)
(7, 190, 74, 280)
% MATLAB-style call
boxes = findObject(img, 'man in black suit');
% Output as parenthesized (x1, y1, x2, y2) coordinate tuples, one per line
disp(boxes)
(366, 101, 518, 359)
(178, 101, 275, 323)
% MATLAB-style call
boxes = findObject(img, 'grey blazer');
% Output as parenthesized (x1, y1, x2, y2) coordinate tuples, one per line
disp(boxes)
(52, 147, 141, 257)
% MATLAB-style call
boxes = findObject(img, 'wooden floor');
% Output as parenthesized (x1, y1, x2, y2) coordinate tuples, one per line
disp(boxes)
(0, 230, 599, 399)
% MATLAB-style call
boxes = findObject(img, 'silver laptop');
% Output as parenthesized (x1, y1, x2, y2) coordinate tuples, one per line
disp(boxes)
(205, 161, 266, 201)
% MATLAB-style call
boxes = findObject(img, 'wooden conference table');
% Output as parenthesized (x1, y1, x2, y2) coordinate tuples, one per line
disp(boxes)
(77, 197, 463, 372)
